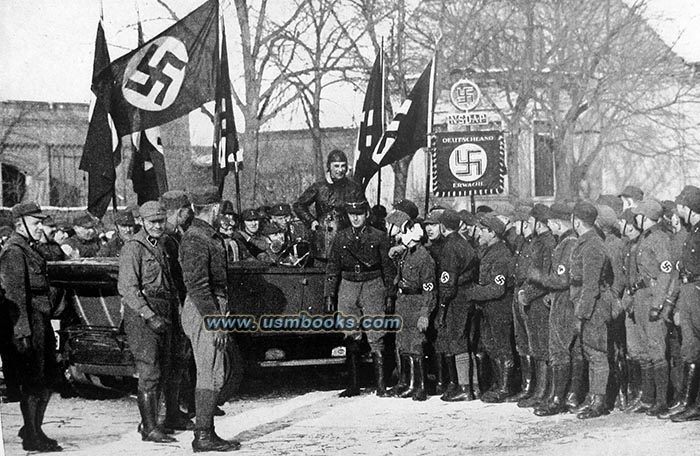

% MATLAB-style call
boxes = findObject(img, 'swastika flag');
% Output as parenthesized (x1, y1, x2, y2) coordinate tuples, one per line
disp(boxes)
(353, 51, 384, 188)
(98, 0, 218, 136)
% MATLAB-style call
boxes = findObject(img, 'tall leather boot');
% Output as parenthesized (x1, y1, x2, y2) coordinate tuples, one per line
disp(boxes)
(398, 355, 417, 398)
(433, 353, 446, 396)
(483, 359, 515, 403)
(164, 377, 195, 431)
(412, 355, 428, 401)
(519, 359, 547, 408)
(481, 359, 502, 403)
(660, 363, 699, 419)
(647, 362, 670, 416)
(339, 343, 361, 397)
(441, 355, 473, 401)
(576, 393, 609, 419)
(507, 355, 534, 402)
(192, 389, 240, 452)
(389, 353, 410, 396)
(626, 358, 642, 407)
(138, 390, 176, 443)
(535, 364, 568, 416)
(566, 359, 585, 412)
(20, 393, 54, 452)
(615, 357, 629, 411)
(471, 353, 481, 399)
(625, 363, 654, 413)
(373, 352, 389, 397)
(34, 389, 61, 451)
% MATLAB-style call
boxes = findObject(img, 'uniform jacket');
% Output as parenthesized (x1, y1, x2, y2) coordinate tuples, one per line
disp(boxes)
(632, 224, 673, 309)
(35, 240, 66, 261)
(396, 244, 437, 319)
(680, 221, 700, 280)
(530, 230, 578, 305)
(179, 218, 229, 316)
(118, 230, 183, 320)
(97, 236, 125, 257)
(602, 232, 626, 297)
(63, 235, 102, 258)
(0, 232, 52, 338)
(425, 236, 445, 262)
(468, 240, 513, 304)
(664, 228, 689, 304)
(292, 175, 364, 227)
(324, 224, 394, 297)
(437, 231, 478, 307)
(520, 230, 556, 303)
(570, 229, 612, 320)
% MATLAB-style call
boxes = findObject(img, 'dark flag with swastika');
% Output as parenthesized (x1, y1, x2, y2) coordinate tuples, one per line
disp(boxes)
(354, 60, 434, 188)
(98, 0, 218, 136)
(352, 51, 384, 188)
(212, 22, 239, 195)
(80, 20, 121, 218)
(129, 13, 169, 204)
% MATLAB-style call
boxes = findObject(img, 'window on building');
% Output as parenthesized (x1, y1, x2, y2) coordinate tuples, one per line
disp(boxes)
(2, 164, 25, 207)
(534, 133, 555, 197)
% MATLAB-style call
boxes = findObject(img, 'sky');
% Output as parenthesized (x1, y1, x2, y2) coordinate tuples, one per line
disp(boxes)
(1, 0, 699, 140)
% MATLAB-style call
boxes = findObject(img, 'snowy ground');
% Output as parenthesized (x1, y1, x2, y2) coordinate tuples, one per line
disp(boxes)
(2, 380, 700, 456)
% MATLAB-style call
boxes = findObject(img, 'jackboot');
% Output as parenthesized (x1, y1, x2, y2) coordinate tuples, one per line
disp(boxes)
(163, 378, 195, 431)
(137, 390, 176, 443)
(412, 355, 428, 401)
(441, 355, 472, 401)
(625, 364, 654, 413)
(535, 364, 569, 416)
(566, 358, 585, 412)
(34, 389, 61, 450)
(480, 358, 501, 402)
(660, 363, 699, 419)
(192, 389, 240, 452)
(471, 353, 481, 399)
(434, 353, 446, 396)
(615, 357, 629, 411)
(440, 354, 459, 398)
(506, 355, 534, 402)
(398, 355, 417, 398)
(519, 359, 548, 408)
(339, 345, 361, 398)
(573, 393, 593, 414)
(389, 353, 410, 397)
(576, 394, 609, 419)
(646, 363, 669, 416)
(626, 358, 643, 407)
(482, 359, 515, 403)
(20, 392, 61, 452)
(373, 352, 389, 397)
(671, 391, 700, 422)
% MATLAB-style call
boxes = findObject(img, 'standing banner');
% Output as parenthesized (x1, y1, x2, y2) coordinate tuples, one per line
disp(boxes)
(432, 130, 506, 197)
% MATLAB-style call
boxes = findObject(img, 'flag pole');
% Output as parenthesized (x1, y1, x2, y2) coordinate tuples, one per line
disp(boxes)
(376, 38, 385, 207)
(212, 0, 222, 193)
(105, 0, 118, 217)
(424, 46, 438, 217)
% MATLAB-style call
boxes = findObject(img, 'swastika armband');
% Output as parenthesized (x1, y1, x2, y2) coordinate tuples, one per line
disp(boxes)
(423, 282, 434, 292)
(494, 275, 505, 286)
(660, 260, 673, 274)
(557, 264, 566, 275)
(440, 271, 450, 283)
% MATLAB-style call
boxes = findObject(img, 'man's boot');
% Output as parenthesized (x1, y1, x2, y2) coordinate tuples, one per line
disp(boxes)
(339, 343, 361, 397)
(626, 358, 643, 407)
(373, 352, 389, 397)
(475, 352, 490, 398)
(647, 362, 670, 416)
(440, 354, 459, 398)
(389, 353, 410, 397)
(34, 389, 61, 451)
(660, 363, 699, 419)
(192, 389, 240, 452)
(566, 359, 585, 412)
(441, 355, 472, 401)
(625, 363, 654, 413)
(507, 355, 534, 402)
(398, 355, 417, 398)
(163, 378, 195, 431)
(471, 353, 481, 399)
(20, 392, 58, 452)
(137, 390, 175, 443)
(615, 357, 629, 411)
(519, 359, 547, 408)
(433, 353, 446, 396)
(483, 359, 515, 403)
(535, 364, 569, 416)
(481, 358, 502, 403)
(412, 354, 428, 401)
(576, 394, 609, 419)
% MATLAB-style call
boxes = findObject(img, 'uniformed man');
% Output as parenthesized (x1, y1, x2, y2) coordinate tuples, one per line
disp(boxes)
(293, 150, 364, 259)
(392, 219, 436, 401)
(669, 185, 700, 422)
(570, 202, 614, 419)
(160, 190, 194, 244)
(434, 209, 479, 402)
(424, 209, 446, 262)
(269, 203, 311, 262)
(97, 210, 136, 257)
(179, 186, 240, 452)
(117, 201, 192, 443)
(62, 212, 103, 258)
(237, 208, 269, 260)
(469, 214, 515, 403)
(0, 202, 62, 452)
(619, 185, 644, 212)
(325, 200, 395, 397)
(34, 216, 66, 261)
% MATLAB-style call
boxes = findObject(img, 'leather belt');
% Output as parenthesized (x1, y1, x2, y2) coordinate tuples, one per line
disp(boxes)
(398, 288, 422, 296)
(343, 264, 380, 274)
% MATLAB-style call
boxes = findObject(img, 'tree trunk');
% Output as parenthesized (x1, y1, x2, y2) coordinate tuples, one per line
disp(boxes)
(392, 155, 411, 202)
(505, 126, 522, 199)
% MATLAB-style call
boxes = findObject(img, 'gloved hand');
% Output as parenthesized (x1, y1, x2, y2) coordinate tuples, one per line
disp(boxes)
(517, 290, 528, 307)
(13, 335, 31, 354)
(436, 306, 447, 328)
(214, 332, 228, 352)
(324, 296, 337, 314)
(573, 318, 584, 337)
(417, 316, 429, 332)
(388, 245, 406, 260)
(146, 315, 170, 334)
(543, 294, 553, 309)
(384, 296, 396, 314)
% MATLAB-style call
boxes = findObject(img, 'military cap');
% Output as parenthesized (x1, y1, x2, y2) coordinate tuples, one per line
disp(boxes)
(661, 200, 677, 218)
(596, 194, 624, 216)
(478, 213, 506, 237)
(269, 203, 292, 217)
(439, 209, 461, 231)
(676, 185, 700, 213)
(41, 215, 57, 227)
(73, 212, 97, 228)
(385, 210, 410, 228)
(494, 202, 515, 218)
(190, 185, 221, 205)
(631, 198, 663, 221)
(511, 206, 532, 222)
(257, 206, 271, 219)
(114, 210, 136, 226)
(217, 214, 233, 228)
(618, 185, 644, 201)
(549, 202, 572, 221)
(261, 222, 285, 236)
(140, 201, 166, 222)
(241, 208, 262, 221)
(394, 199, 419, 220)
(458, 209, 478, 226)
(326, 149, 348, 166)
(424, 210, 442, 225)
(0, 225, 13, 239)
(595, 204, 618, 229)
(370, 204, 387, 219)
(12, 201, 48, 220)
(220, 200, 235, 215)
(127, 204, 140, 219)
(346, 200, 370, 215)
(476, 205, 493, 214)
(160, 190, 190, 211)
(572, 201, 598, 225)
(530, 203, 550, 223)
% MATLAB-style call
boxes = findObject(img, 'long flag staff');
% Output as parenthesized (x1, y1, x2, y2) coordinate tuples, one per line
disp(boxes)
(424, 35, 439, 217)
(104, 0, 119, 219)
(376, 37, 385, 207)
